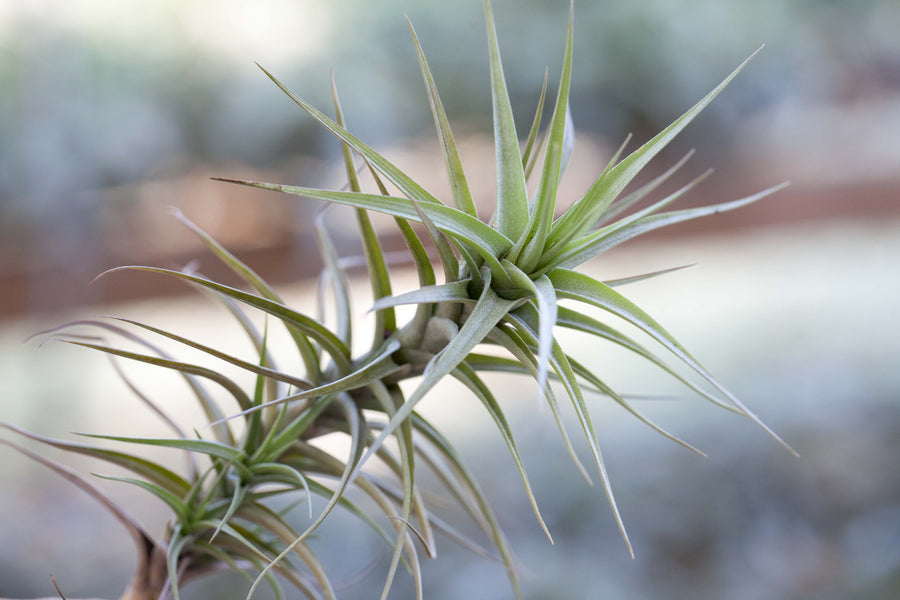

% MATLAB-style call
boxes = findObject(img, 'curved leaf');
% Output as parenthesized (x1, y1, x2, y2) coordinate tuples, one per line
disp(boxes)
(60, 339, 252, 414)
(169, 208, 321, 381)
(452, 361, 552, 542)
(408, 18, 477, 218)
(213, 179, 512, 266)
(100, 266, 352, 374)
(354, 269, 516, 483)
(548, 268, 796, 454)
(109, 316, 312, 391)
(1, 423, 190, 495)
(504, 310, 634, 557)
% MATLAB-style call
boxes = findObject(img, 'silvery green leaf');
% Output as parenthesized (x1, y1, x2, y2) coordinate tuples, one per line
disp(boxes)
(213, 179, 512, 277)
(354, 270, 516, 485)
(410, 413, 523, 600)
(169, 208, 321, 381)
(331, 78, 397, 345)
(100, 266, 353, 374)
(108, 316, 312, 391)
(1, 440, 160, 560)
(257, 63, 444, 210)
(554, 182, 789, 271)
(61, 339, 252, 414)
(216, 339, 400, 423)
(566, 357, 706, 455)
(370, 280, 471, 312)
(502, 260, 557, 397)
(315, 214, 353, 347)
(549, 268, 796, 454)
(554, 306, 739, 413)
(551, 48, 764, 242)
(509, 6, 573, 272)
(453, 361, 552, 542)
(485, 324, 593, 484)
(2, 423, 190, 495)
(484, 0, 529, 241)
(602, 264, 694, 287)
(595, 149, 694, 226)
(408, 19, 477, 218)
(248, 396, 362, 598)
(538, 168, 714, 273)
(521, 68, 548, 177)
(504, 310, 634, 557)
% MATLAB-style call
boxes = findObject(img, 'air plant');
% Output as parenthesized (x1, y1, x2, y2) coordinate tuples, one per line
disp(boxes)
(2, 1, 792, 599)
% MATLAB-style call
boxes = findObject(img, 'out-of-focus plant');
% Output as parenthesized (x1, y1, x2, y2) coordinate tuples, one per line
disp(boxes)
(1, 1, 792, 599)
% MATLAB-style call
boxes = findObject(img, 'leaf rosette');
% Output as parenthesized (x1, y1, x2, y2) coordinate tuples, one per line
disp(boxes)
(3, 2, 792, 599)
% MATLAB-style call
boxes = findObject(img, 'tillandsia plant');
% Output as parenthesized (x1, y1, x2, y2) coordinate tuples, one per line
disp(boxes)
(2, 1, 794, 599)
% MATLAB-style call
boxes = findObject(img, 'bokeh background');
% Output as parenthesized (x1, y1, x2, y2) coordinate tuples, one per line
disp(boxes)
(1, 0, 898, 598)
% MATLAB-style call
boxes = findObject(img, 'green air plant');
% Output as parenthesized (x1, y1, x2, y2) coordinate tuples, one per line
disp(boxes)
(2, 1, 793, 599)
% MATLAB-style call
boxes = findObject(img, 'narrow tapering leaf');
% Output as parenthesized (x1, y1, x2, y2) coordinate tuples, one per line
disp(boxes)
(364, 159, 435, 346)
(61, 339, 252, 413)
(503, 260, 557, 395)
(331, 76, 397, 344)
(170, 208, 321, 381)
(166, 525, 190, 600)
(367, 381, 424, 600)
(256, 63, 444, 209)
(408, 19, 477, 218)
(453, 361, 552, 542)
(486, 324, 593, 483)
(511, 5, 574, 271)
(315, 214, 353, 347)
(213, 179, 512, 267)
(545, 182, 788, 273)
(94, 473, 190, 519)
(2, 423, 190, 495)
(248, 396, 361, 599)
(595, 149, 693, 227)
(542, 131, 638, 255)
(603, 264, 694, 287)
(410, 414, 523, 599)
(370, 280, 470, 312)
(522, 68, 549, 176)
(109, 317, 312, 391)
(550, 48, 764, 243)
(406, 192, 461, 284)
(555, 306, 738, 413)
(484, 0, 529, 240)
(35, 320, 235, 445)
(566, 358, 706, 455)
(100, 266, 352, 374)
(505, 310, 634, 557)
(215, 339, 401, 424)
(105, 354, 188, 439)
(251, 462, 313, 519)
(209, 474, 247, 542)
(549, 268, 796, 454)
(538, 167, 714, 272)
(1, 440, 160, 561)
(354, 270, 516, 481)
(82, 433, 245, 463)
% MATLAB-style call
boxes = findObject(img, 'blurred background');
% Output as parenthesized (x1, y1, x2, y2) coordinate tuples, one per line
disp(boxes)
(1, 0, 898, 598)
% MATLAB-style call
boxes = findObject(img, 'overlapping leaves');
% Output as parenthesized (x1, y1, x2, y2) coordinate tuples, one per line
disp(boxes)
(3, 1, 791, 599)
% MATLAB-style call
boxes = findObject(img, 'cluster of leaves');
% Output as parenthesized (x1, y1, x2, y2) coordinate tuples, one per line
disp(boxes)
(2, 2, 791, 599)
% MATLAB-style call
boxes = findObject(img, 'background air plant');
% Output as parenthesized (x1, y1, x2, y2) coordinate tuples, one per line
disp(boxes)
(2, 1, 792, 599)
